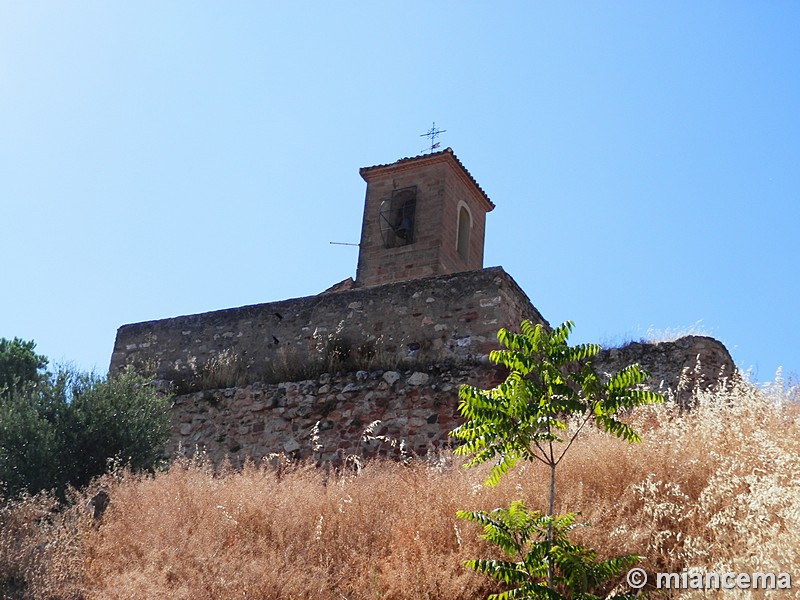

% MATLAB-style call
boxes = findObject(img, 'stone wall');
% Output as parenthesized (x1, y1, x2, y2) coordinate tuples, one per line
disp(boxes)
(110, 267, 547, 388)
(169, 364, 507, 467)
(169, 335, 736, 468)
(111, 262, 737, 467)
(594, 335, 736, 406)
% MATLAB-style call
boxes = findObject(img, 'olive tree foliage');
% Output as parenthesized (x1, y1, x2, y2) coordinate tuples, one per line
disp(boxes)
(54, 368, 172, 492)
(451, 320, 664, 599)
(0, 362, 171, 499)
(0, 386, 62, 497)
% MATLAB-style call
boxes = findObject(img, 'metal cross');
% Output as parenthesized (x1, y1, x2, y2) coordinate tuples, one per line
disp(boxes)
(420, 122, 447, 154)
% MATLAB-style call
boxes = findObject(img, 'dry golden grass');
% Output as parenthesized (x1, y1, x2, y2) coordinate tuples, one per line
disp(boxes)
(0, 490, 87, 600)
(2, 375, 799, 599)
(79, 458, 502, 600)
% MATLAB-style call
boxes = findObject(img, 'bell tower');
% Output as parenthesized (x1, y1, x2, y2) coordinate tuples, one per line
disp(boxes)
(354, 148, 495, 287)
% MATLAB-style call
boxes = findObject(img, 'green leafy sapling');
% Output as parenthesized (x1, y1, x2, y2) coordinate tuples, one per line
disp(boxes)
(451, 320, 664, 597)
(451, 320, 663, 515)
(457, 501, 641, 600)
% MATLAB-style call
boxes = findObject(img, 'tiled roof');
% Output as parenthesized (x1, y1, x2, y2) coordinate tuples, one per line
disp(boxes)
(359, 148, 495, 210)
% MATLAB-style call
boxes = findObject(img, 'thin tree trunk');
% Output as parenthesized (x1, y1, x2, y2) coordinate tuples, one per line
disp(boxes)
(547, 460, 555, 590)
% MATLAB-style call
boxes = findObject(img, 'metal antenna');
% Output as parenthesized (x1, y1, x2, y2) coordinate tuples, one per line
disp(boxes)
(420, 122, 447, 153)
(329, 241, 360, 247)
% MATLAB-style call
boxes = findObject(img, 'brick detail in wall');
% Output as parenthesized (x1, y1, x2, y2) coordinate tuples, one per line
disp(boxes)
(355, 150, 492, 288)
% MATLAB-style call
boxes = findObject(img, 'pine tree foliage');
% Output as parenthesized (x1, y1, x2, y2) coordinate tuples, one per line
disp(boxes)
(0, 337, 48, 397)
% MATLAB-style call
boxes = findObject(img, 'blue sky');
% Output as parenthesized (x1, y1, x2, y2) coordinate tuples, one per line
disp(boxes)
(2, 2, 798, 382)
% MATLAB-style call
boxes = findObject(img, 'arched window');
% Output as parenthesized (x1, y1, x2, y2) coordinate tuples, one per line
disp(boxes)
(456, 203, 472, 262)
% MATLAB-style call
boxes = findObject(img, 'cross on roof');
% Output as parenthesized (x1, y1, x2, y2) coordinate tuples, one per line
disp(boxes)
(420, 122, 447, 154)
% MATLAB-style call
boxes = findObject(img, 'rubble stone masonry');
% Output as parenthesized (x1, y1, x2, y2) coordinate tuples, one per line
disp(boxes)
(169, 365, 507, 467)
(110, 267, 546, 385)
(166, 336, 735, 468)
(112, 267, 735, 468)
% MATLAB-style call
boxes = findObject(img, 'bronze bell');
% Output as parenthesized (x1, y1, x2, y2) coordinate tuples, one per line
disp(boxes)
(395, 217, 412, 240)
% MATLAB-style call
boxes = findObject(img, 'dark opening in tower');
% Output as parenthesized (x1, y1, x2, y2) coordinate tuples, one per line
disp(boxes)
(379, 186, 417, 248)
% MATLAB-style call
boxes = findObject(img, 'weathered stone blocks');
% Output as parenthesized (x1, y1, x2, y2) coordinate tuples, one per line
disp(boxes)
(109, 267, 546, 386)
(594, 335, 736, 407)
(166, 334, 736, 468)
(169, 365, 506, 467)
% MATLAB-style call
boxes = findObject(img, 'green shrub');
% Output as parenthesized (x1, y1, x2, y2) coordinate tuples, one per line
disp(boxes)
(60, 368, 172, 491)
(0, 366, 171, 498)
(0, 387, 61, 497)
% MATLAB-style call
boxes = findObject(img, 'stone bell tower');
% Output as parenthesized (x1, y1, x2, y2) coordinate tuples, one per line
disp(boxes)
(354, 148, 495, 288)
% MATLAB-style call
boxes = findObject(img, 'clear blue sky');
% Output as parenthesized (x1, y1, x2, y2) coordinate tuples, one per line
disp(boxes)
(2, 2, 798, 382)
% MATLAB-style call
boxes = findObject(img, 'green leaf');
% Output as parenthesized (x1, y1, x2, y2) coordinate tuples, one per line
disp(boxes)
(460, 504, 642, 599)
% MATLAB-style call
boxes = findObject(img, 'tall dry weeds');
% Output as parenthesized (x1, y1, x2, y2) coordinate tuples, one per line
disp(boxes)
(0, 487, 93, 600)
(79, 457, 500, 600)
(1, 375, 798, 599)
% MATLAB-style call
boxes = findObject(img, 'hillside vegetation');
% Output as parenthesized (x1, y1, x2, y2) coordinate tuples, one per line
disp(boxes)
(1, 375, 798, 599)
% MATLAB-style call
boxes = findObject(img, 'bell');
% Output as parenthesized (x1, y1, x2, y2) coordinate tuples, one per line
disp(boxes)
(395, 217, 412, 240)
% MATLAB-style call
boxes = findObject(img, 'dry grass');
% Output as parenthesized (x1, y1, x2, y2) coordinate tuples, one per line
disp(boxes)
(80, 458, 501, 600)
(0, 490, 89, 600)
(2, 375, 799, 599)
(601, 321, 711, 347)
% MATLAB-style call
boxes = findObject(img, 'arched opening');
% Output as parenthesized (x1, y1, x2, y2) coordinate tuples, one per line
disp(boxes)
(379, 187, 417, 248)
(456, 204, 472, 262)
